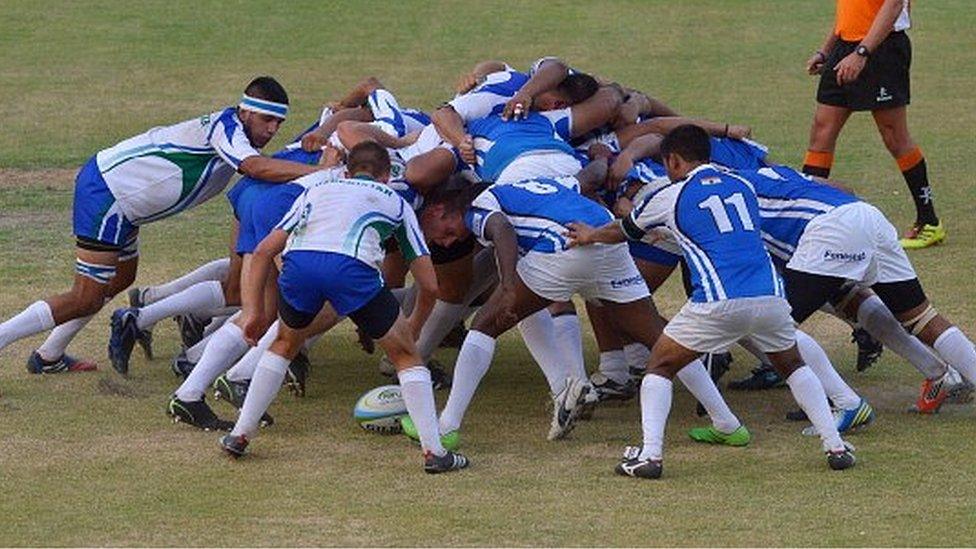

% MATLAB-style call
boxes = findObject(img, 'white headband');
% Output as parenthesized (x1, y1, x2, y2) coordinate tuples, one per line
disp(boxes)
(239, 94, 288, 119)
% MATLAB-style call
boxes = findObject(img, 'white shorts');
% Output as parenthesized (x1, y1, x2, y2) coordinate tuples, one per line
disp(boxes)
(517, 244, 650, 303)
(787, 202, 916, 285)
(664, 296, 795, 354)
(496, 150, 582, 184)
(396, 124, 453, 163)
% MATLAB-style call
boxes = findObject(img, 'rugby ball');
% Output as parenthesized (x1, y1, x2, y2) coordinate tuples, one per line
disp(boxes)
(353, 385, 407, 434)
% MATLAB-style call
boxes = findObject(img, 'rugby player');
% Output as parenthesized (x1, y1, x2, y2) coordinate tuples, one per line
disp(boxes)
(0, 77, 321, 375)
(567, 126, 854, 477)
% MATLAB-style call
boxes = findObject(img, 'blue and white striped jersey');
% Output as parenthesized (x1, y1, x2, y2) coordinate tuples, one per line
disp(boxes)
(733, 165, 859, 264)
(465, 177, 611, 255)
(448, 69, 530, 123)
(466, 111, 576, 181)
(624, 164, 784, 303)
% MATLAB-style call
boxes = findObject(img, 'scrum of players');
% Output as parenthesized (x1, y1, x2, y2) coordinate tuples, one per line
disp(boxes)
(1, 57, 974, 477)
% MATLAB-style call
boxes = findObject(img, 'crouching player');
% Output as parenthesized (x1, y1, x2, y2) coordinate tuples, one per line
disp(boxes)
(219, 142, 468, 474)
(415, 159, 746, 446)
(568, 126, 854, 478)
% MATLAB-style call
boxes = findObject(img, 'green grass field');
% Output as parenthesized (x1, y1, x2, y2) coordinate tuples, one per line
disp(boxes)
(1, 1, 975, 546)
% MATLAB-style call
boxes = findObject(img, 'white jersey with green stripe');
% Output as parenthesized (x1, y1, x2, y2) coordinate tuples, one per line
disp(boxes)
(276, 173, 429, 271)
(95, 107, 261, 225)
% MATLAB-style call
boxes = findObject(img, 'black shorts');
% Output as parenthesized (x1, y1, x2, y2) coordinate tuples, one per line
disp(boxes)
(429, 233, 476, 265)
(817, 31, 911, 111)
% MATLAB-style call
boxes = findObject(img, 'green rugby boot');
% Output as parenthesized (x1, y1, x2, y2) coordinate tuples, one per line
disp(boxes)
(400, 416, 460, 451)
(688, 424, 751, 446)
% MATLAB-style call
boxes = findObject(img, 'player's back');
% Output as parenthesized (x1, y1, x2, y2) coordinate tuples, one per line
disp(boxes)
(468, 112, 575, 180)
(673, 165, 782, 302)
(735, 165, 860, 255)
(281, 175, 421, 269)
(470, 177, 610, 254)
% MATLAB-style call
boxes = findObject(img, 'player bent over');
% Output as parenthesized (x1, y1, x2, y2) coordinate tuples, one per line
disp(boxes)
(415, 160, 747, 446)
(737, 164, 976, 414)
(219, 143, 467, 474)
(0, 76, 321, 376)
(568, 126, 854, 478)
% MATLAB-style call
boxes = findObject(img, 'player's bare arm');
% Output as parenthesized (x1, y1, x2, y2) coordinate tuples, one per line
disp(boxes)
(431, 105, 475, 164)
(564, 220, 627, 247)
(405, 255, 439, 339)
(239, 229, 287, 345)
(502, 57, 570, 120)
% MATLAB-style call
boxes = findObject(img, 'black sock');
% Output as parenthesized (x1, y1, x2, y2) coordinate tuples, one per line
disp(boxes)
(802, 165, 831, 178)
(902, 158, 938, 226)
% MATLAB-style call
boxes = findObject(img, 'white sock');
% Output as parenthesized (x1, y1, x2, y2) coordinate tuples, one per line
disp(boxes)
(184, 332, 214, 363)
(399, 366, 447, 456)
(786, 366, 844, 451)
(932, 327, 976, 385)
(517, 310, 571, 394)
(638, 374, 673, 461)
(226, 321, 279, 382)
(416, 300, 466, 362)
(598, 350, 629, 384)
(136, 280, 225, 330)
(856, 295, 946, 379)
(0, 301, 55, 352)
(552, 313, 586, 381)
(143, 258, 230, 304)
(202, 313, 234, 338)
(623, 342, 650, 372)
(231, 351, 288, 438)
(36, 314, 95, 361)
(675, 359, 741, 433)
(439, 330, 495, 433)
(391, 285, 417, 316)
(175, 322, 249, 401)
(796, 330, 861, 409)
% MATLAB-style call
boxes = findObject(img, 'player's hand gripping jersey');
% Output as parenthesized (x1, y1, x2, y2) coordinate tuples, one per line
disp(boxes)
(624, 164, 784, 303)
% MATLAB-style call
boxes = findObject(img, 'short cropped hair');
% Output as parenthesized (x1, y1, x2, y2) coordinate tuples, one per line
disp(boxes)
(660, 124, 711, 163)
(557, 73, 600, 105)
(347, 141, 391, 177)
(425, 175, 490, 214)
(244, 76, 289, 105)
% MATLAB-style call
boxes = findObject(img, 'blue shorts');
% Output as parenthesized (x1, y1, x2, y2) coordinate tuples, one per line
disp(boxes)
(628, 241, 681, 267)
(229, 180, 305, 254)
(278, 251, 384, 318)
(73, 156, 138, 250)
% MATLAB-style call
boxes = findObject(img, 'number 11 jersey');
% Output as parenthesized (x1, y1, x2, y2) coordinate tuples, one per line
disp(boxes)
(623, 164, 784, 303)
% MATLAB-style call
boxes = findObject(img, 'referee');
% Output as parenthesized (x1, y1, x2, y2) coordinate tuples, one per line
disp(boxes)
(803, 0, 944, 249)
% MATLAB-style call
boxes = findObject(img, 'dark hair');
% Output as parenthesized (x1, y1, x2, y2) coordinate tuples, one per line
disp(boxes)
(425, 175, 490, 214)
(347, 141, 391, 176)
(244, 76, 289, 105)
(557, 73, 600, 105)
(660, 124, 711, 163)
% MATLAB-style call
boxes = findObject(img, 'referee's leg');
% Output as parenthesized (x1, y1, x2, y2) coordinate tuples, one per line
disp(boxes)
(872, 106, 940, 231)
(803, 103, 851, 178)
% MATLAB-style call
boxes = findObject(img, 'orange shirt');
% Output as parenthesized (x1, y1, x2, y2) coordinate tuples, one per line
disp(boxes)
(835, 0, 911, 41)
